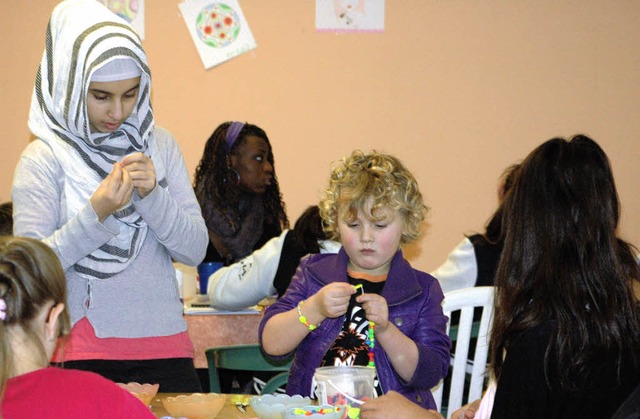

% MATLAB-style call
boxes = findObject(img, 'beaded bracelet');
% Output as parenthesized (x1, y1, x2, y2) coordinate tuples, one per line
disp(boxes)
(297, 300, 318, 331)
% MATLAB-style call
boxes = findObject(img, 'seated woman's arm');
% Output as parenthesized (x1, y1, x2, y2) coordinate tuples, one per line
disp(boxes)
(430, 238, 478, 293)
(208, 230, 288, 310)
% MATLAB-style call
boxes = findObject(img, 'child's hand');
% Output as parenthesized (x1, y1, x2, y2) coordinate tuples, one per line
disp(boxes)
(356, 293, 389, 332)
(451, 399, 481, 418)
(309, 282, 356, 319)
(361, 391, 444, 419)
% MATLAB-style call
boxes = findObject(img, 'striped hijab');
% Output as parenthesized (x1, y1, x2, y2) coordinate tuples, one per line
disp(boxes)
(28, 0, 166, 279)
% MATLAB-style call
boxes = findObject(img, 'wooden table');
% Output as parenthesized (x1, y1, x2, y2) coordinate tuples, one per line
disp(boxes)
(151, 393, 257, 418)
(185, 313, 262, 369)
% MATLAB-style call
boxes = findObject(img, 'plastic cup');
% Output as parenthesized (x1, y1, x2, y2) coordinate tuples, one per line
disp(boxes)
(174, 265, 197, 302)
(313, 366, 376, 414)
(197, 262, 223, 295)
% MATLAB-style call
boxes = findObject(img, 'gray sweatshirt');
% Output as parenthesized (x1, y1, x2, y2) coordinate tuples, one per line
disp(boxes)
(12, 127, 207, 338)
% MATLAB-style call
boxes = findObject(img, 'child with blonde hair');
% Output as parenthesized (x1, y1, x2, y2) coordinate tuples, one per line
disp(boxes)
(0, 236, 154, 418)
(260, 150, 450, 410)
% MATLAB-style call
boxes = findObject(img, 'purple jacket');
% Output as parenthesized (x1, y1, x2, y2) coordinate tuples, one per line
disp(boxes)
(258, 248, 451, 410)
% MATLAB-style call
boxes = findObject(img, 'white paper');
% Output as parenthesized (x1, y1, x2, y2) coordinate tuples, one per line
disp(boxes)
(183, 295, 261, 315)
(178, 0, 257, 69)
(316, 0, 385, 33)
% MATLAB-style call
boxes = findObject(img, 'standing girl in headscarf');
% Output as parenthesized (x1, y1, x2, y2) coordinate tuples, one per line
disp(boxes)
(12, 0, 207, 392)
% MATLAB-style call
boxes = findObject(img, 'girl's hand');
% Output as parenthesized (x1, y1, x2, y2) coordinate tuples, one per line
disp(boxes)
(360, 391, 444, 419)
(90, 162, 134, 222)
(451, 399, 481, 419)
(356, 293, 389, 332)
(121, 152, 156, 198)
(308, 282, 356, 320)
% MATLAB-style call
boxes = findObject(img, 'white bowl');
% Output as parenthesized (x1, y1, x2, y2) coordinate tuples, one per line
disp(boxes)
(249, 394, 312, 419)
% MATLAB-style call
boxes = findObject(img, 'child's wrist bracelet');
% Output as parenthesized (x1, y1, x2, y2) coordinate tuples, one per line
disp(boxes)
(297, 300, 318, 331)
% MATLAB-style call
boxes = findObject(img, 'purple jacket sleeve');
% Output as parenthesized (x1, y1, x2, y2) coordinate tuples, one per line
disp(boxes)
(405, 277, 450, 389)
(258, 256, 314, 360)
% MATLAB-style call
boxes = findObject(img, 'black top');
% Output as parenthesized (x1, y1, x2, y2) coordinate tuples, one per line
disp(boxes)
(449, 234, 503, 328)
(272, 230, 319, 297)
(613, 383, 640, 419)
(492, 322, 640, 418)
(319, 276, 385, 396)
(468, 233, 503, 287)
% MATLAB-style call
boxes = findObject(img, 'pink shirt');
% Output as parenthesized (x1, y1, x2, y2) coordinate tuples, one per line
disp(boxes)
(2, 367, 156, 418)
(52, 317, 193, 362)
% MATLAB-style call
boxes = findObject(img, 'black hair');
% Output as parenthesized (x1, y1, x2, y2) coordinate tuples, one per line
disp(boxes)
(193, 122, 289, 234)
(0, 202, 12, 236)
(490, 135, 640, 390)
(292, 205, 327, 253)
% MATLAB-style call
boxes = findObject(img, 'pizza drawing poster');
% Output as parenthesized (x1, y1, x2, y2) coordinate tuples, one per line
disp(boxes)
(316, 0, 385, 33)
(178, 0, 257, 70)
(99, 0, 146, 40)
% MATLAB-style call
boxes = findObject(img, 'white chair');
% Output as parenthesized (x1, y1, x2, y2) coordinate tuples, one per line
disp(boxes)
(432, 286, 495, 418)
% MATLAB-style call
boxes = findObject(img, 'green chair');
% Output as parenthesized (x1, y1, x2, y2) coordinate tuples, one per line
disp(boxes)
(261, 371, 290, 395)
(206, 343, 293, 394)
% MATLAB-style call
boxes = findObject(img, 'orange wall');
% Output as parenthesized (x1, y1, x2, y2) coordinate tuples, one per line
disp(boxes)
(1, 1, 639, 272)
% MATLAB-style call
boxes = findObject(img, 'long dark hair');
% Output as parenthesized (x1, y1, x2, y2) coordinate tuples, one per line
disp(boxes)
(490, 135, 640, 390)
(483, 163, 520, 243)
(193, 121, 289, 232)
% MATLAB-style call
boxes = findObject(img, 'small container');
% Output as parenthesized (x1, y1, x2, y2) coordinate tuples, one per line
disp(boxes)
(116, 382, 159, 407)
(249, 394, 311, 419)
(313, 366, 376, 417)
(283, 404, 347, 419)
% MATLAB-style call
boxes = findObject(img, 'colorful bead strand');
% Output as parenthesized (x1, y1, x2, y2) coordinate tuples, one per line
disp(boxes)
(354, 284, 376, 369)
(366, 321, 375, 368)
